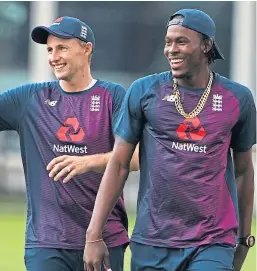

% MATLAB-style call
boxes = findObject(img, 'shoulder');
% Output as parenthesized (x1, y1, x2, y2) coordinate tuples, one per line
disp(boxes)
(216, 73, 253, 102)
(17, 81, 56, 93)
(97, 80, 126, 94)
(131, 71, 170, 88)
(30, 81, 58, 93)
(2, 81, 56, 99)
(96, 80, 126, 106)
(129, 71, 171, 95)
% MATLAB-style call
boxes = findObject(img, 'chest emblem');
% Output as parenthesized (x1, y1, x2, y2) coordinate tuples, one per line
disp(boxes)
(90, 95, 101, 112)
(176, 117, 206, 141)
(212, 94, 223, 112)
(162, 94, 176, 102)
(56, 117, 85, 142)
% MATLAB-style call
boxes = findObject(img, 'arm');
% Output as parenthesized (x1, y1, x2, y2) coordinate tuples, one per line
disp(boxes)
(46, 144, 139, 183)
(0, 84, 33, 131)
(83, 79, 144, 270)
(91, 145, 139, 172)
(234, 150, 254, 238)
(87, 136, 135, 239)
(233, 149, 255, 270)
(83, 136, 135, 271)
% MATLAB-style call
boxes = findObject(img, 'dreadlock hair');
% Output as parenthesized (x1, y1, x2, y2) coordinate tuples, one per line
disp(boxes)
(201, 34, 216, 64)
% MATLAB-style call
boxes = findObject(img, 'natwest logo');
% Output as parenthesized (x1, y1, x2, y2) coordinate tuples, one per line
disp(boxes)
(176, 117, 206, 141)
(53, 144, 87, 154)
(172, 117, 207, 153)
(57, 117, 85, 143)
(171, 142, 207, 153)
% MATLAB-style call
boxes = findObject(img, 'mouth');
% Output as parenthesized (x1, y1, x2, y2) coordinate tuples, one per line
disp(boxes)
(53, 63, 67, 72)
(169, 58, 184, 69)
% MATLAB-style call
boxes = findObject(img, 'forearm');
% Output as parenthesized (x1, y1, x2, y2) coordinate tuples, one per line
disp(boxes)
(86, 154, 130, 240)
(88, 152, 112, 174)
(89, 147, 139, 174)
(236, 162, 255, 237)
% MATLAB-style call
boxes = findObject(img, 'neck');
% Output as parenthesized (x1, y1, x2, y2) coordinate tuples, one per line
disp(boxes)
(60, 68, 93, 92)
(176, 66, 211, 89)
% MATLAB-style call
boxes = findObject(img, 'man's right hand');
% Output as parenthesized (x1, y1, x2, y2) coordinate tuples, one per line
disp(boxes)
(47, 155, 93, 183)
(83, 241, 111, 271)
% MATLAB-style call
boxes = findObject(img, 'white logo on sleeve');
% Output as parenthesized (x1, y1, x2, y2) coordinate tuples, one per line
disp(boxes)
(45, 99, 57, 107)
(90, 95, 100, 112)
(212, 94, 223, 112)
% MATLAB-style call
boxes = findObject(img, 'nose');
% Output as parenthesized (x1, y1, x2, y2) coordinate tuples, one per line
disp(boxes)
(49, 49, 61, 63)
(164, 42, 180, 58)
(168, 43, 180, 55)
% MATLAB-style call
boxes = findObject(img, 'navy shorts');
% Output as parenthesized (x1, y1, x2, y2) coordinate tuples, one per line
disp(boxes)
(24, 245, 125, 271)
(130, 241, 235, 271)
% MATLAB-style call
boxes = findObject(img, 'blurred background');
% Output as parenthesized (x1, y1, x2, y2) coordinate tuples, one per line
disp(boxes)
(0, 1, 256, 270)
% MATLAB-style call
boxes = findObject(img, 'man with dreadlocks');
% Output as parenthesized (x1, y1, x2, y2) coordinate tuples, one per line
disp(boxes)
(83, 9, 256, 271)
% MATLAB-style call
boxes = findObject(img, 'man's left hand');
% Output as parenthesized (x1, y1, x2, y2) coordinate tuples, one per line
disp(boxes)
(47, 155, 93, 183)
(233, 244, 249, 271)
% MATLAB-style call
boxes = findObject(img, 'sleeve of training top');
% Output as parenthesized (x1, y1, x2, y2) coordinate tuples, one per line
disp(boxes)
(114, 79, 145, 145)
(111, 84, 126, 132)
(0, 84, 35, 131)
(230, 88, 256, 152)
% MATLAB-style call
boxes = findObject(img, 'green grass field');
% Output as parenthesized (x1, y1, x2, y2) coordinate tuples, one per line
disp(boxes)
(0, 213, 256, 271)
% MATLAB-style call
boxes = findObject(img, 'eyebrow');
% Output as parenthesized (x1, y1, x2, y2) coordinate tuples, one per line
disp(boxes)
(165, 36, 189, 40)
(46, 44, 69, 50)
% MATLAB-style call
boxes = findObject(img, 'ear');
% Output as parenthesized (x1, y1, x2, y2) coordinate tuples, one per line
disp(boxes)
(84, 42, 93, 56)
(203, 39, 213, 54)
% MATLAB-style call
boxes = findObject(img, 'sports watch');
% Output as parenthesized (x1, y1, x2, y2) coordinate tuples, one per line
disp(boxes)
(237, 234, 255, 248)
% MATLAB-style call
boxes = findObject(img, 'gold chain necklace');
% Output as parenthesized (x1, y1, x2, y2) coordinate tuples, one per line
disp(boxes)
(172, 72, 213, 119)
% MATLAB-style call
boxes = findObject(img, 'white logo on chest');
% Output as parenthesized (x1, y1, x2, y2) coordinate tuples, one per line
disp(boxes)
(162, 94, 176, 102)
(45, 99, 57, 107)
(90, 95, 101, 112)
(212, 94, 223, 112)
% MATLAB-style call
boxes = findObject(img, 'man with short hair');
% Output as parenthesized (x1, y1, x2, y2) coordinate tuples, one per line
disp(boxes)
(84, 9, 256, 271)
(0, 16, 139, 271)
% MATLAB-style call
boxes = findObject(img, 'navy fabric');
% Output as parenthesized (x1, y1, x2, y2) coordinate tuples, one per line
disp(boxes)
(0, 80, 129, 250)
(115, 71, 256, 249)
(31, 16, 95, 46)
(25, 245, 125, 271)
(130, 241, 234, 271)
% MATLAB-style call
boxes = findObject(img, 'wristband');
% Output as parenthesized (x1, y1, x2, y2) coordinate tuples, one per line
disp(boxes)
(86, 238, 103, 243)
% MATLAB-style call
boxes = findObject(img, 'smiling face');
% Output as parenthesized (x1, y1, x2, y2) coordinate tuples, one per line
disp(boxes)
(164, 24, 207, 79)
(46, 35, 92, 82)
